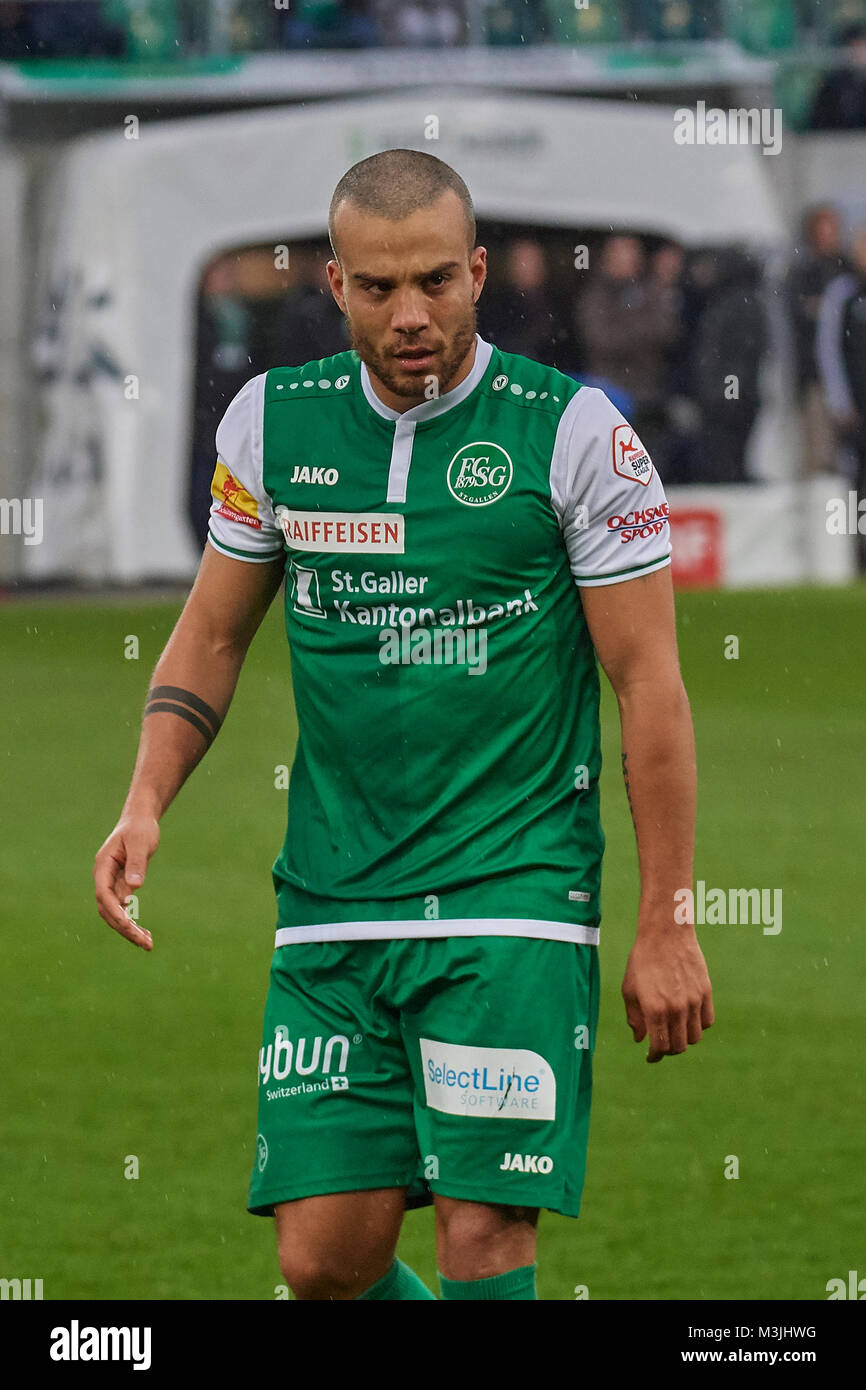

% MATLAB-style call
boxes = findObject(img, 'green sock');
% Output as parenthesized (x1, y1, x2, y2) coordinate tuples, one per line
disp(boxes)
(356, 1257, 437, 1300)
(438, 1263, 538, 1300)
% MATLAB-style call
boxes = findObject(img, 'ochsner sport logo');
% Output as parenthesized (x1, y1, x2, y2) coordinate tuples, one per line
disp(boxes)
(447, 442, 513, 506)
(420, 1039, 556, 1119)
(607, 502, 670, 544)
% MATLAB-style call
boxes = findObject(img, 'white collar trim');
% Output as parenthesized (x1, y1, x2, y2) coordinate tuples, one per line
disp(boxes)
(359, 334, 493, 423)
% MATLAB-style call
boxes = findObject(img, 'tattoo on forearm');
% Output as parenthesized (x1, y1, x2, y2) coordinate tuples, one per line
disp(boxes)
(144, 685, 222, 749)
(621, 751, 636, 826)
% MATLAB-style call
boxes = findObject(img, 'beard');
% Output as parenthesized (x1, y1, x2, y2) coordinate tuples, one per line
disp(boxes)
(345, 301, 478, 400)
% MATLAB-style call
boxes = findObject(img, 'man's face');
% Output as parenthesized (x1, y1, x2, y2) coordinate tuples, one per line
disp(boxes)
(601, 236, 644, 282)
(327, 190, 486, 410)
(811, 210, 842, 257)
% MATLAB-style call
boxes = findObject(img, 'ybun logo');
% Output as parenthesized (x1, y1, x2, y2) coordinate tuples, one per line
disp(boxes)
(612, 425, 654, 487)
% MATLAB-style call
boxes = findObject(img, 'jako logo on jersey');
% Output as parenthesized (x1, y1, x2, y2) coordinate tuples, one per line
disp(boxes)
(419, 1039, 556, 1120)
(607, 503, 670, 543)
(290, 466, 339, 486)
(259, 1030, 350, 1084)
(611, 424, 654, 487)
(499, 1153, 554, 1173)
(447, 442, 513, 507)
(274, 507, 404, 554)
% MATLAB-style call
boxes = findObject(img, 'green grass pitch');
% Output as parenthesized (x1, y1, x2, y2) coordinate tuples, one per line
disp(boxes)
(0, 585, 863, 1300)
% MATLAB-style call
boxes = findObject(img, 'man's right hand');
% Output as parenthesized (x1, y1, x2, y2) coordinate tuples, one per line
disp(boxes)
(90, 546, 285, 954)
(93, 814, 160, 950)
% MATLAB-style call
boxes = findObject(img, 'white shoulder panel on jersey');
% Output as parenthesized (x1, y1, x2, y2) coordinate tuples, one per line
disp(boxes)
(549, 385, 672, 587)
(207, 373, 284, 564)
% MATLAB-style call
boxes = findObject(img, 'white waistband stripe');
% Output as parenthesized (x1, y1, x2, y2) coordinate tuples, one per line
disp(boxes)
(274, 918, 599, 947)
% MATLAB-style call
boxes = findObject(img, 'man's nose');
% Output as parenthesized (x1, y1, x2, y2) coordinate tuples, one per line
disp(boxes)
(389, 287, 430, 334)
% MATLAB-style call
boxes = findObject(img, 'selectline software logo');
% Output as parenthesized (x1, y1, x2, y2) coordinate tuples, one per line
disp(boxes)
(420, 1039, 556, 1119)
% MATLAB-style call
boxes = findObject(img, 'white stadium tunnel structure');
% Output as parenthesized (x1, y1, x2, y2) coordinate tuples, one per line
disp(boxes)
(19, 92, 850, 584)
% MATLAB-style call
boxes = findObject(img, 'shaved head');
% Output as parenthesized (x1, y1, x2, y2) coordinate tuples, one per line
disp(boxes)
(325, 149, 486, 412)
(329, 148, 476, 262)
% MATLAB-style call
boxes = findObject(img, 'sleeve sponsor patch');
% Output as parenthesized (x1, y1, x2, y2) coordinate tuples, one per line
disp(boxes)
(611, 424, 654, 487)
(606, 502, 671, 544)
(210, 459, 262, 530)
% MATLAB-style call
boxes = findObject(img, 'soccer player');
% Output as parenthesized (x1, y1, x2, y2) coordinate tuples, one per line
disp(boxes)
(94, 149, 714, 1301)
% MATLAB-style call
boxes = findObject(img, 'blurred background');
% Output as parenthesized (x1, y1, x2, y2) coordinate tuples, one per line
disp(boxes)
(1, 1, 865, 1304)
(1, 0, 866, 587)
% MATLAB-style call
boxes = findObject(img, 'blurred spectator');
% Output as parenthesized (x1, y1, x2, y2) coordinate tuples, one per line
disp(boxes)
(810, 23, 866, 129)
(382, 0, 464, 46)
(483, 0, 546, 45)
(816, 225, 866, 570)
(1, 1, 127, 58)
(267, 248, 348, 365)
(622, 0, 723, 42)
(679, 248, 721, 358)
(787, 205, 851, 476)
(648, 241, 687, 394)
(691, 249, 767, 483)
(277, 0, 380, 50)
(481, 237, 579, 374)
(645, 240, 703, 483)
(189, 255, 269, 549)
(577, 234, 679, 407)
(0, 3, 31, 58)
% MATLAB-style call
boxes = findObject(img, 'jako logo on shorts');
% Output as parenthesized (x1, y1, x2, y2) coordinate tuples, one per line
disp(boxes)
(259, 1030, 350, 1085)
(419, 1039, 556, 1120)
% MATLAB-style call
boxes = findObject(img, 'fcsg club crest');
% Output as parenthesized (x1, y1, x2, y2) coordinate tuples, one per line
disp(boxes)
(447, 441, 514, 507)
(611, 425, 654, 487)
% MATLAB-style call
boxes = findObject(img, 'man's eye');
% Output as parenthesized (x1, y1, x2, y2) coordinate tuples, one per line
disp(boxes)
(428, 274, 449, 287)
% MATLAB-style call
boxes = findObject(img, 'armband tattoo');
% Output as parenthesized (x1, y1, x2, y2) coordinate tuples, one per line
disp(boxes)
(144, 685, 222, 748)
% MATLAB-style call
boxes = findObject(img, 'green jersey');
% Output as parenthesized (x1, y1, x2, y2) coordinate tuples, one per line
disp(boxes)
(208, 335, 671, 947)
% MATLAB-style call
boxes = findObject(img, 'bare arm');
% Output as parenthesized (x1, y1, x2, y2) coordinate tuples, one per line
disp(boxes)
(580, 566, 714, 1061)
(93, 544, 284, 949)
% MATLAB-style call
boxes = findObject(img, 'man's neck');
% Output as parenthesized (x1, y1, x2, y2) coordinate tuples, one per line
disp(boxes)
(368, 335, 478, 414)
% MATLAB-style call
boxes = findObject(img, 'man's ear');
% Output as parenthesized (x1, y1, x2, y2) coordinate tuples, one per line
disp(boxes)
(326, 258, 345, 312)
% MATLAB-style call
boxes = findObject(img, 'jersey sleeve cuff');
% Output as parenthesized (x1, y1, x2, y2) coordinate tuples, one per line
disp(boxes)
(573, 554, 672, 588)
(207, 530, 284, 564)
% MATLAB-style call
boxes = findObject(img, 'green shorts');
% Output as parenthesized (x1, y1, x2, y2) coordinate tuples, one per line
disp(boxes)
(248, 934, 600, 1219)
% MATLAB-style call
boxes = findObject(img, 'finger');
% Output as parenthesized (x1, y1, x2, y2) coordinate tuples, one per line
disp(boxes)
(701, 990, 715, 1030)
(121, 832, 155, 890)
(668, 1012, 689, 1055)
(647, 1018, 669, 1063)
(92, 843, 124, 903)
(94, 854, 153, 949)
(95, 892, 154, 950)
(121, 895, 154, 951)
(623, 997, 646, 1043)
(686, 1004, 703, 1045)
(124, 859, 148, 890)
